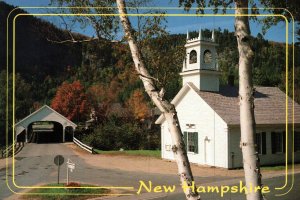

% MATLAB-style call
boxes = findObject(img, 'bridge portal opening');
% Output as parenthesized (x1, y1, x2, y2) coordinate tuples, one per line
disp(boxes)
(65, 126, 74, 142)
(28, 121, 63, 143)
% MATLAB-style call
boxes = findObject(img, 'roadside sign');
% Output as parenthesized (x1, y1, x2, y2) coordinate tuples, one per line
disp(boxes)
(67, 159, 76, 184)
(54, 155, 64, 166)
(54, 155, 64, 184)
(67, 160, 75, 172)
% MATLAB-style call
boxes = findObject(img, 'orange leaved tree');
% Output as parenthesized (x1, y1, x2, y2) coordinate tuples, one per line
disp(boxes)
(126, 89, 150, 121)
(51, 80, 89, 122)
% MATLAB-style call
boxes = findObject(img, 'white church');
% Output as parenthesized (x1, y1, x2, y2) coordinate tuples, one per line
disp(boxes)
(155, 30, 300, 169)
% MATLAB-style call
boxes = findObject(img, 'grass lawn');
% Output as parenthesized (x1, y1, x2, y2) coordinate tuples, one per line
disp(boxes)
(22, 183, 109, 200)
(261, 165, 286, 171)
(93, 149, 161, 158)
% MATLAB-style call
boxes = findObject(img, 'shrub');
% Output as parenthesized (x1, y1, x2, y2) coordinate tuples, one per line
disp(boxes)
(65, 182, 81, 187)
(80, 116, 160, 150)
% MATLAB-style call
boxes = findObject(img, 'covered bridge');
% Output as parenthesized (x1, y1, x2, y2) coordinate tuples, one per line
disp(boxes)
(15, 105, 77, 143)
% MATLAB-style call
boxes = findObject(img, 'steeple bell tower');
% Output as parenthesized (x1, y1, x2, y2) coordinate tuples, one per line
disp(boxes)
(181, 29, 220, 92)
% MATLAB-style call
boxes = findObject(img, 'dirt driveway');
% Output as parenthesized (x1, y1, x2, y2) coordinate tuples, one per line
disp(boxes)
(68, 144, 300, 179)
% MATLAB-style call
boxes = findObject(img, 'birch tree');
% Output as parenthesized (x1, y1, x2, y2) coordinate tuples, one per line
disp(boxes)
(234, 1, 263, 200)
(179, 0, 297, 199)
(178, 0, 263, 199)
(116, 0, 200, 199)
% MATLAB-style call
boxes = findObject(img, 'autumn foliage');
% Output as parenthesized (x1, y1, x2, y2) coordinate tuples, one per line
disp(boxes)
(126, 89, 150, 121)
(51, 80, 89, 121)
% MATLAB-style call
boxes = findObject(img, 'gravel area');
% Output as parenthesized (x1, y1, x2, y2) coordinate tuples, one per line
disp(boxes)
(67, 143, 300, 179)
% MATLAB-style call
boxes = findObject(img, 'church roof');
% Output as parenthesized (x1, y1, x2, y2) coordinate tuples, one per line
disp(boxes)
(156, 82, 300, 126)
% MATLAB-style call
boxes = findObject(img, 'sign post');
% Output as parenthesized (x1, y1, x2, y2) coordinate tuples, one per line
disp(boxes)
(54, 155, 64, 184)
(66, 158, 75, 185)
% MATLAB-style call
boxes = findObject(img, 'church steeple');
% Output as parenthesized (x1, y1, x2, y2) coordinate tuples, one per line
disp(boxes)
(199, 28, 202, 40)
(186, 30, 190, 40)
(211, 29, 215, 42)
(180, 29, 220, 92)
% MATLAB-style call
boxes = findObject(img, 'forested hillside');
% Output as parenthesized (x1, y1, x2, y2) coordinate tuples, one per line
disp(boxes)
(1, 2, 83, 109)
(1, 1, 299, 148)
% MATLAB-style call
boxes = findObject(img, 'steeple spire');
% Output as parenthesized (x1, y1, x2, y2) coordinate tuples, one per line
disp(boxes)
(212, 29, 215, 42)
(186, 30, 190, 40)
(199, 28, 202, 40)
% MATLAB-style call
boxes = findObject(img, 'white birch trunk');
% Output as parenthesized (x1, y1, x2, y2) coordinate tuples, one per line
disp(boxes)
(116, 0, 200, 199)
(235, 1, 263, 200)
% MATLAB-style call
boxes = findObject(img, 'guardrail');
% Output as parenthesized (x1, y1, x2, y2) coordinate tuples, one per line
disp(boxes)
(1, 143, 14, 158)
(1, 142, 23, 158)
(73, 137, 94, 154)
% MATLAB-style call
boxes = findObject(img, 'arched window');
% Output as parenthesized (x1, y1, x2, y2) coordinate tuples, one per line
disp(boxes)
(203, 49, 212, 63)
(189, 50, 197, 64)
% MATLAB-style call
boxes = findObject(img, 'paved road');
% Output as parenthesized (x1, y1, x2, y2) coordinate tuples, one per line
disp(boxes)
(1, 143, 299, 200)
(1, 143, 77, 198)
(0, 143, 233, 199)
(147, 173, 300, 200)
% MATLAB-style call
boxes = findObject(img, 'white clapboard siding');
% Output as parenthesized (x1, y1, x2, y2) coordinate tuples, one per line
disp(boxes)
(161, 87, 228, 168)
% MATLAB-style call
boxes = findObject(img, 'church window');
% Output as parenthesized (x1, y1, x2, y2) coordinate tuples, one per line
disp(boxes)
(183, 132, 198, 154)
(255, 132, 266, 155)
(203, 49, 212, 63)
(189, 50, 197, 64)
(271, 131, 285, 154)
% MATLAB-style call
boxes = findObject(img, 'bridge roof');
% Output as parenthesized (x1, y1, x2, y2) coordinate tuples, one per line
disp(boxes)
(15, 105, 77, 134)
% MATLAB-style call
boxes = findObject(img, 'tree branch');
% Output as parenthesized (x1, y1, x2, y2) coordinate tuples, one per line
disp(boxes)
(46, 37, 99, 44)
(136, 72, 161, 85)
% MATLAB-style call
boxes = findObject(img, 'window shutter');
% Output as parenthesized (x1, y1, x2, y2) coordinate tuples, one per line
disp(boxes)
(183, 132, 187, 152)
(271, 132, 276, 154)
(194, 132, 198, 154)
(295, 132, 300, 152)
(283, 131, 286, 153)
(262, 132, 266, 155)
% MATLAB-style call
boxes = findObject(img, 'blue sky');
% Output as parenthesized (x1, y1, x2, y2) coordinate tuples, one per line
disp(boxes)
(4, 0, 293, 43)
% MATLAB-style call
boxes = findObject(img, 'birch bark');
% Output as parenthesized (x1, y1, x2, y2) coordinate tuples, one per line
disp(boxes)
(235, 1, 263, 199)
(116, 0, 200, 199)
